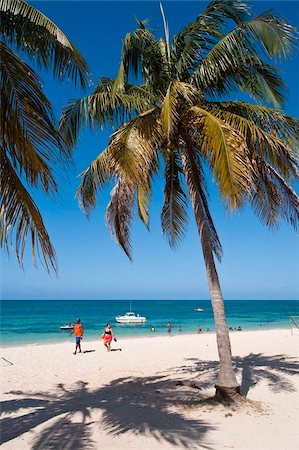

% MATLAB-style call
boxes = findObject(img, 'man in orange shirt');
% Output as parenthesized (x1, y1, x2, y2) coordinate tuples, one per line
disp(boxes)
(70, 318, 83, 354)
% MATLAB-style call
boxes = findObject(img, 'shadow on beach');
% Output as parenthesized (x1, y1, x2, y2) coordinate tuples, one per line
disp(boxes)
(1, 353, 298, 448)
(168, 353, 299, 397)
(1, 377, 214, 449)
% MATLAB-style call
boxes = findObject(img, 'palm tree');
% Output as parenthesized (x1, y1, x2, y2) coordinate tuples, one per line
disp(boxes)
(0, 0, 90, 273)
(60, 0, 299, 399)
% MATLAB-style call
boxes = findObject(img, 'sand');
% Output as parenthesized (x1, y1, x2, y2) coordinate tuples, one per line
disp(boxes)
(1, 328, 299, 449)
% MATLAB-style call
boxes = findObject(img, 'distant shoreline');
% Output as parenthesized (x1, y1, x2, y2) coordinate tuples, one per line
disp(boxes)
(0, 326, 295, 350)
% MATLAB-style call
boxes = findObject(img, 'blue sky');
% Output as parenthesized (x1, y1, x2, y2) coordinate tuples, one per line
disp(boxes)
(1, 1, 299, 300)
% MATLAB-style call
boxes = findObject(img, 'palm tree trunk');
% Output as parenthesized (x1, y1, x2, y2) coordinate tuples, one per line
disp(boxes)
(180, 145, 240, 400)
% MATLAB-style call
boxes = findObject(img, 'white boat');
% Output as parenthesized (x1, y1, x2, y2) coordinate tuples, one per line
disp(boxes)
(116, 301, 147, 324)
(195, 308, 204, 312)
(60, 323, 74, 330)
(115, 312, 147, 324)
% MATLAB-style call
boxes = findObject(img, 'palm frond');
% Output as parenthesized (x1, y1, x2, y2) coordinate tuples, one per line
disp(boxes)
(161, 82, 180, 141)
(198, 58, 286, 107)
(0, 0, 90, 87)
(211, 102, 299, 146)
(192, 13, 296, 105)
(107, 108, 161, 182)
(172, 0, 250, 79)
(0, 147, 57, 273)
(185, 106, 252, 209)
(137, 178, 151, 230)
(59, 78, 154, 150)
(106, 176, 135, 259)
(1, 42, 68, 195)
(200, 0, 250, 28)
(251, 158, 299, 231)
(179, 141, 222, 260)
(161, 150, 188, 247)
(77, 149, 113, 217)
(121, 21, 169, 92)
(160, 80, 201, 141)
(78, 108, 161, 218)
(241, 11, 297, 59)
(205, 102, 299, 180)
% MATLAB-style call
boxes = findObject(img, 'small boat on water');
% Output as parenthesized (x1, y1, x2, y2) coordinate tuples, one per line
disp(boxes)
(60, 322, 74, 330)
(115, 312, 147, 324)
(195, 308, 204, 312)
(115, 302, 147, 324)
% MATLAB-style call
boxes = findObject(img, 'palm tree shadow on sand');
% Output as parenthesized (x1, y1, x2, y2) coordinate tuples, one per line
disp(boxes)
(1, 353, 298, 448)
(167, 353, 299, 398)
(1, 377, 214, 449)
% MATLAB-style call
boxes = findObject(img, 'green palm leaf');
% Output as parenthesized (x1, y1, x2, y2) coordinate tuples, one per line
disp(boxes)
(192, 14, 296, 105)
(0, 0, 90, 87)
(0, 43, 69, 271)
(1, 42, 67, 193)
(172, 0, 250, 79)
(59, 77, 155, 150)
(0, 147, 57, 272)
(185, 106, 251, 209)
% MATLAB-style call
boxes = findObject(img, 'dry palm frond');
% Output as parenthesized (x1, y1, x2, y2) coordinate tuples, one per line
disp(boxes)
(77, 149, 113, 216)
(106, 176, 135, 259)
(107, 108, 161, 181)
(213, 102, 299, 146)
(137, 169, 155, 230)
(78, 108, 161, 219)
(161, 150, 188, 247)
(251, 158, 299, 231)
(205, 103, 299, 181)
(161, 82, 180, 141)
(179, 141, 222, 261)
(0, 147, 57, 273)
(185, 106, 252, 209)
(0, 0, 90, 87)
(161, 80, 201, 141)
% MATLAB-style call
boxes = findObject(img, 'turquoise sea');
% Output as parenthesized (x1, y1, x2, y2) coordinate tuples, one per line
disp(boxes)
(1, 300, 298, 347)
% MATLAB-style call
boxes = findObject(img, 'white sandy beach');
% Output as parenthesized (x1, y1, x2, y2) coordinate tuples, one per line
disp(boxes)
(1, 328, 299, 449)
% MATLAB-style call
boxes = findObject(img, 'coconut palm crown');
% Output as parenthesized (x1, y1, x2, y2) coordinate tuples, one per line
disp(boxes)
(0, 0, 90, 272)
(60, 0, 299, 397)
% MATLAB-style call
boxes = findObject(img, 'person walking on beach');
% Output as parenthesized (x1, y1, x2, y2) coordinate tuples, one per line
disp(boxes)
(70, 319, 83, 354)
(167, 321, 172, 336)
(102, 323, 113, 351)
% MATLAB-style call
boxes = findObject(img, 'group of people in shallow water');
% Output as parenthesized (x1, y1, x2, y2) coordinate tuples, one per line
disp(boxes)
(69, 318, 242, 354)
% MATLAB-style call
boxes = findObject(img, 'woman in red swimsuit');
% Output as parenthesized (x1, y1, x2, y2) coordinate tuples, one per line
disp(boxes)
(102, 323, 113, 351)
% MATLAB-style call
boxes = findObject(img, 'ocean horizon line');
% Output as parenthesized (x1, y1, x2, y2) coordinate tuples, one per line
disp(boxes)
(2, 298, 299, 301)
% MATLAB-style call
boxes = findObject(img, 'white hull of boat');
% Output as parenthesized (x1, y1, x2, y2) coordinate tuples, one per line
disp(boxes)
(115, 315, 146, 324)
